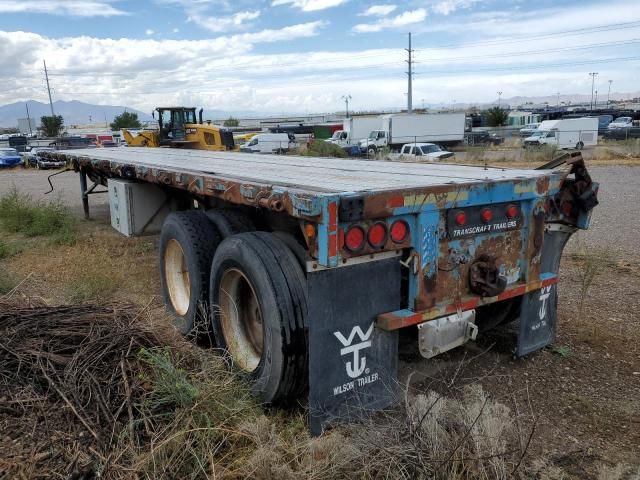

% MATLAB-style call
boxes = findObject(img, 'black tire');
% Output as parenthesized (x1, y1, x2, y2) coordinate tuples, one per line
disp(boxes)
(209, 232, 308, 404)
(159, 210, 221, 337)
(205, 209, 255, 238)
(367, 146, 377, 156)
(271, 231, 307, 268)
(576, 141, 584, 150)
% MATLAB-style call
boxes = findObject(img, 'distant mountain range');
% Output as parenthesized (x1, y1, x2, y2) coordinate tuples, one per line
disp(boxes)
(0, 100, 153, 128)
(0, 100, 265, 128)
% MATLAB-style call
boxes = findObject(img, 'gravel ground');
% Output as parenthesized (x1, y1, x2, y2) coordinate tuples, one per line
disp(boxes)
(0, 165, 637, 258)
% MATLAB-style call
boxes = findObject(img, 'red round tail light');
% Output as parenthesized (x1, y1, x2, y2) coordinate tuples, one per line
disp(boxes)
(390, 220, 409, 243)
(506, 204, 519, 219)
(345, 226, 365, 252)
(481, 208, 493, 223)
(455, 211, 467, 225)
(368, 222, 387, 248)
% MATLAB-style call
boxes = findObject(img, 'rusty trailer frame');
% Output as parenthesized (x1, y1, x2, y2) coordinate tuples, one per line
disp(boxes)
(42, 148, 597, 433)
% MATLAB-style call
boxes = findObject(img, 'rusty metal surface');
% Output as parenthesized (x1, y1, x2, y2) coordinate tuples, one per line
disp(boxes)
(43, 148, 562, 224)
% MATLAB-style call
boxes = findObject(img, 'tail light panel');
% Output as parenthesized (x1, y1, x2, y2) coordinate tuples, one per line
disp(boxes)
(340, 217, 412, 257)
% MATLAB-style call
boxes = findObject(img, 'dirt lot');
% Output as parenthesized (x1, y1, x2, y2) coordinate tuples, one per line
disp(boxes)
(1, 165, 639, 478)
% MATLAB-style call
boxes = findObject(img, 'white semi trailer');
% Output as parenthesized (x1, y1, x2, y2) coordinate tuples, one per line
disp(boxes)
(359, 113, 466, 153)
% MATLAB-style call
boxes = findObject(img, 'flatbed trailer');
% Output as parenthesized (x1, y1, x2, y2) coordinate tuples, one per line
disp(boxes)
(44, 148, 598, 434)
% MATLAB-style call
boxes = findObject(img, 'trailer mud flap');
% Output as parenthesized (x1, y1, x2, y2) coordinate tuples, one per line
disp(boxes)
(307, 258, 401, 435)
(517, 225, 574, 357)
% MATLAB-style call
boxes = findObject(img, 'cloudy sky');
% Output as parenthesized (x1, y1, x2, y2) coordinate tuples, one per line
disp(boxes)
(1, 0, 640, 114)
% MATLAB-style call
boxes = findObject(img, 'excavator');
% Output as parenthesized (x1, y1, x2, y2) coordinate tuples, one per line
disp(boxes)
(122, 107, 238, 151)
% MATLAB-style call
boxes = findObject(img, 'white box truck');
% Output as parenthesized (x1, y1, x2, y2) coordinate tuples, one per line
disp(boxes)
(358, 113, 466, 153)
(523, 117, 598, 150)
(326, 116, 381, 148)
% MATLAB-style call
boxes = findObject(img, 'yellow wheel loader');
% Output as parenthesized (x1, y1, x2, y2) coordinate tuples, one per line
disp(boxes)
(122, 107, 238, 151)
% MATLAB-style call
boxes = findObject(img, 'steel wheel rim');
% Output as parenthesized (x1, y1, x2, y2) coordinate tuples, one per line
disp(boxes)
(164, 239, 191, 316)
(219, 268, 263, 372)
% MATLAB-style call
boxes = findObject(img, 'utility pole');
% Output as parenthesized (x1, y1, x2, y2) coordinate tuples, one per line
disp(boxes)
(556, 92, 560, 107)
(341, 95, 352, 118)
(589, 72, 598, 111)
(595, 90, 598, 108)
(497, 91, 503, 108)
(607, 80, 613, 106)
(405, 32, 413, 113)
(43, 59, 55, 116)
(25, 103, 33, 136)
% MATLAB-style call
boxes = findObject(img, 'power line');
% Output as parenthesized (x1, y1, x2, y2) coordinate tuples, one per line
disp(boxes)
(33, 35, 640, 84)
(410, 55, 640, 76)
(414, 20, 640, 50)
(414, 38, 640, 63)
(38, 21, 640, 79)
(7, 54, 640, 98)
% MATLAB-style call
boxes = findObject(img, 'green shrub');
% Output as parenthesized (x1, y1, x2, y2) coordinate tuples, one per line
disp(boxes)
(297, 140, 347, 158)
(0, 189, 77, 245)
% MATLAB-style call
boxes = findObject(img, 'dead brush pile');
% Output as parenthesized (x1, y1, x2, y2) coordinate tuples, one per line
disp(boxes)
(0, 300, 176, 478)
(0, 298, 539, 480)
(0, 298, 261, 479)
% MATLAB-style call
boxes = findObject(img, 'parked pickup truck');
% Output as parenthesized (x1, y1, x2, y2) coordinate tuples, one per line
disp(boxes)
(42, 148, 598, 434)
(389, 142, 455, 161)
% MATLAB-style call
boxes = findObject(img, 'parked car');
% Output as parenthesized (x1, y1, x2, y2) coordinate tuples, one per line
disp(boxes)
(608, 117, 633, 129)
(465, 131, 504, 146)
(390, 143, 455, 161)
(519, 123, 540, 137)
(603, 126, 640, 140)
(22, 147, 65, 169)
(0, 147, 23, 167)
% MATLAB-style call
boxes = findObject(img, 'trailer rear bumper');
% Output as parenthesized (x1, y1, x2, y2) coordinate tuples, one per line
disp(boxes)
(376, 275, 559, 331)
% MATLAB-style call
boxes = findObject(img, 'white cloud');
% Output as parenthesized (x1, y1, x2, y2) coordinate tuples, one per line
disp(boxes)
(360, 4, 397, 16)
(173, 28, 180, 33)
(353, 8, 427, 33)
(430, 0, 479, 15)
(271, 0, 348, 12)
(190, 10, 261, 33)
(233, 20, 326, 44)
(2, 0, 640, 115)
(145, 29, 154, 35)
(0, 0, 127, 16)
